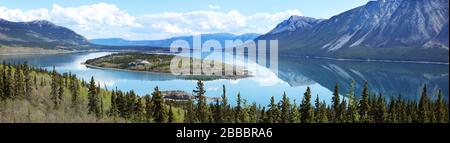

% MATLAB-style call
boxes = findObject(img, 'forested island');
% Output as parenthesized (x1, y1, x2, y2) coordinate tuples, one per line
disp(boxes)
(84, 52, 251, 80)
(0, 62, 448, 123)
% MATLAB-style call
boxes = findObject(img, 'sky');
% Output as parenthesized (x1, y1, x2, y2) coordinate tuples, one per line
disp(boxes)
(0, 0, 370, 40)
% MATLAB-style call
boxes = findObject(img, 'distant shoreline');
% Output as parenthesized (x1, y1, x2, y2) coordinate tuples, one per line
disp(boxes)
(278, 54, 450, 65)
(0, 46, 78, 55)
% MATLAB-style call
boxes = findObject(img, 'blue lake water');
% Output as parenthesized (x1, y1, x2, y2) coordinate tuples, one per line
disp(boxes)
(1, 52, 448, 105)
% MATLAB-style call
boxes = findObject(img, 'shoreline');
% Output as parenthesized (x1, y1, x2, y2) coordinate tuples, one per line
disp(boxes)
(83, 63, 250, 80)
(277, 54, 450, 65)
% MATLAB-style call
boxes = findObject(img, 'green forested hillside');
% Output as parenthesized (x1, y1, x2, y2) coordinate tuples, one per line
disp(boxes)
(0, 63, 448, 123)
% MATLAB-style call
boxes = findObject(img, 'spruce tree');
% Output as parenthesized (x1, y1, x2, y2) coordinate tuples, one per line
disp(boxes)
(280, 92, 291, 123)
(24, 62, 32, 98)
(109, 90, 118, 117)
(15, 67, 25, 99)
(193, 80, 208, 123)
(267, 96, 280, 123)
(290, 99, 300, 123)
(50, 67, 59, 108)
(135, 97, 145, 122)
(144, 95, 152, 122)
(300, 87, 314, 123)
(220, 85, 230, 123)
(70, 75, 79, 109)
(418, 85, 430, 123)
(88, 76, 101, 118)
(359, 82, 370, 122)
(331, 83, 340, 122)
(347, 81, 360, 123)
(435, 89, 445, 123)
(235, 92, 242, 123)
(151, 86, 166, 123)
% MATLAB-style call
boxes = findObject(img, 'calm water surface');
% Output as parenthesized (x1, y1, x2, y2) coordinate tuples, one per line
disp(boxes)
(1, 52, 448, 105)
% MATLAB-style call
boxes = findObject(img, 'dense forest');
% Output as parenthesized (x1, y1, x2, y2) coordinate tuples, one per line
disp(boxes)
(0, 63, 448, 123)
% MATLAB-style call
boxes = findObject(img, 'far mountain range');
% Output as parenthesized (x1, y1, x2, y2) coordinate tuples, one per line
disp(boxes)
(0, 0, 448, 62)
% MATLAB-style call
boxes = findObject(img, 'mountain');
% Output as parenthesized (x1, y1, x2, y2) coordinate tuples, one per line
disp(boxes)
(0, 18, 90, 49)
(257, 0, 449, 62)
(90, 33, 261, 48)
(268, 16, 324, 35)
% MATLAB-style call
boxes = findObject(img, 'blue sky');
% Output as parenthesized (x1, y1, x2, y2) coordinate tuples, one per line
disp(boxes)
(0, 0, 370, 40)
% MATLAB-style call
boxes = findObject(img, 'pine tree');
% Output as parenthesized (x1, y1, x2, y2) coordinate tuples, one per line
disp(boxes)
(347, 81, 360, 123)
(340, 98, 347, 122)
(220, 85, 230, 123)
(135, 97, 145, 122)
(435, 89, 445, 123)
(5, 65, 13, 99)
(15, 66, 25, 99)
(300, 87, 314, 123)
(143, 95, 152, 122)
(266, 96, 280, 123)
(70, 75, 79, 109)
(58, 74, 64, 103)
(151, 86, 166, 123)
(331, 83, 340, 122)
(109, 90, 118, 117)
(290, 99, 300, 123)
(280, 92, 291, 123)
(193, 80, 208, 123)
(50, 67, 59, 108)
(88, 76, 101, 118)
(235, 92, 242, 123)
(418, 85, 430, 123)
(23, 62, 32, 98)
(359, 82, 370, 122)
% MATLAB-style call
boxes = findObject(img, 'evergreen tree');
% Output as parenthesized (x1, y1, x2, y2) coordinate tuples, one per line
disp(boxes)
(23, 62, 32, 98)
(70, 75, 80, 109)
(220, 85, 230, 123)
(135, 97, 145, 122)
(359, 82, 370, 122)
(418, 85, 430, 123)
(58, 74, 64, 103)
(340, 98, 347, 122)
(280, 92, 291, 123)
(347, 81, 360, 123)
(193, 80, 208, 123)
(4, 65, 13, 99)
(144, 95, 152, 122)
(289, 100, 300, 123)
(151, 86, 166, 123)
(300, 87, 314, 123)
(88, 76, 101, 118)
(50, 67, 59, 108)
(109, 90, 118, 117)
(435, 89, 445, 123)
(15, 67, 25, 99)
(331, 83, 340, 122)
(266, 96, 280, 123)
(235, 92, 242, 123)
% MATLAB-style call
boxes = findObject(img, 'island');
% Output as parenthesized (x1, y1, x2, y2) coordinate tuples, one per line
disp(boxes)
(84, 52, 251, 80)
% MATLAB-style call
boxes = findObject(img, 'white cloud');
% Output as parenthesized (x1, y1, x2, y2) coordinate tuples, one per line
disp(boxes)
(208, 5, 221, 10)
(0, 3, 301, 40)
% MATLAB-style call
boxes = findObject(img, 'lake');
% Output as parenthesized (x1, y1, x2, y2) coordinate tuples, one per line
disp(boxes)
(1, 52, 448, 105)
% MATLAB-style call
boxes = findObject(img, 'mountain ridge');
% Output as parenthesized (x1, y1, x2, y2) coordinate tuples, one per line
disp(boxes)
(256, 0, 449, 62)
